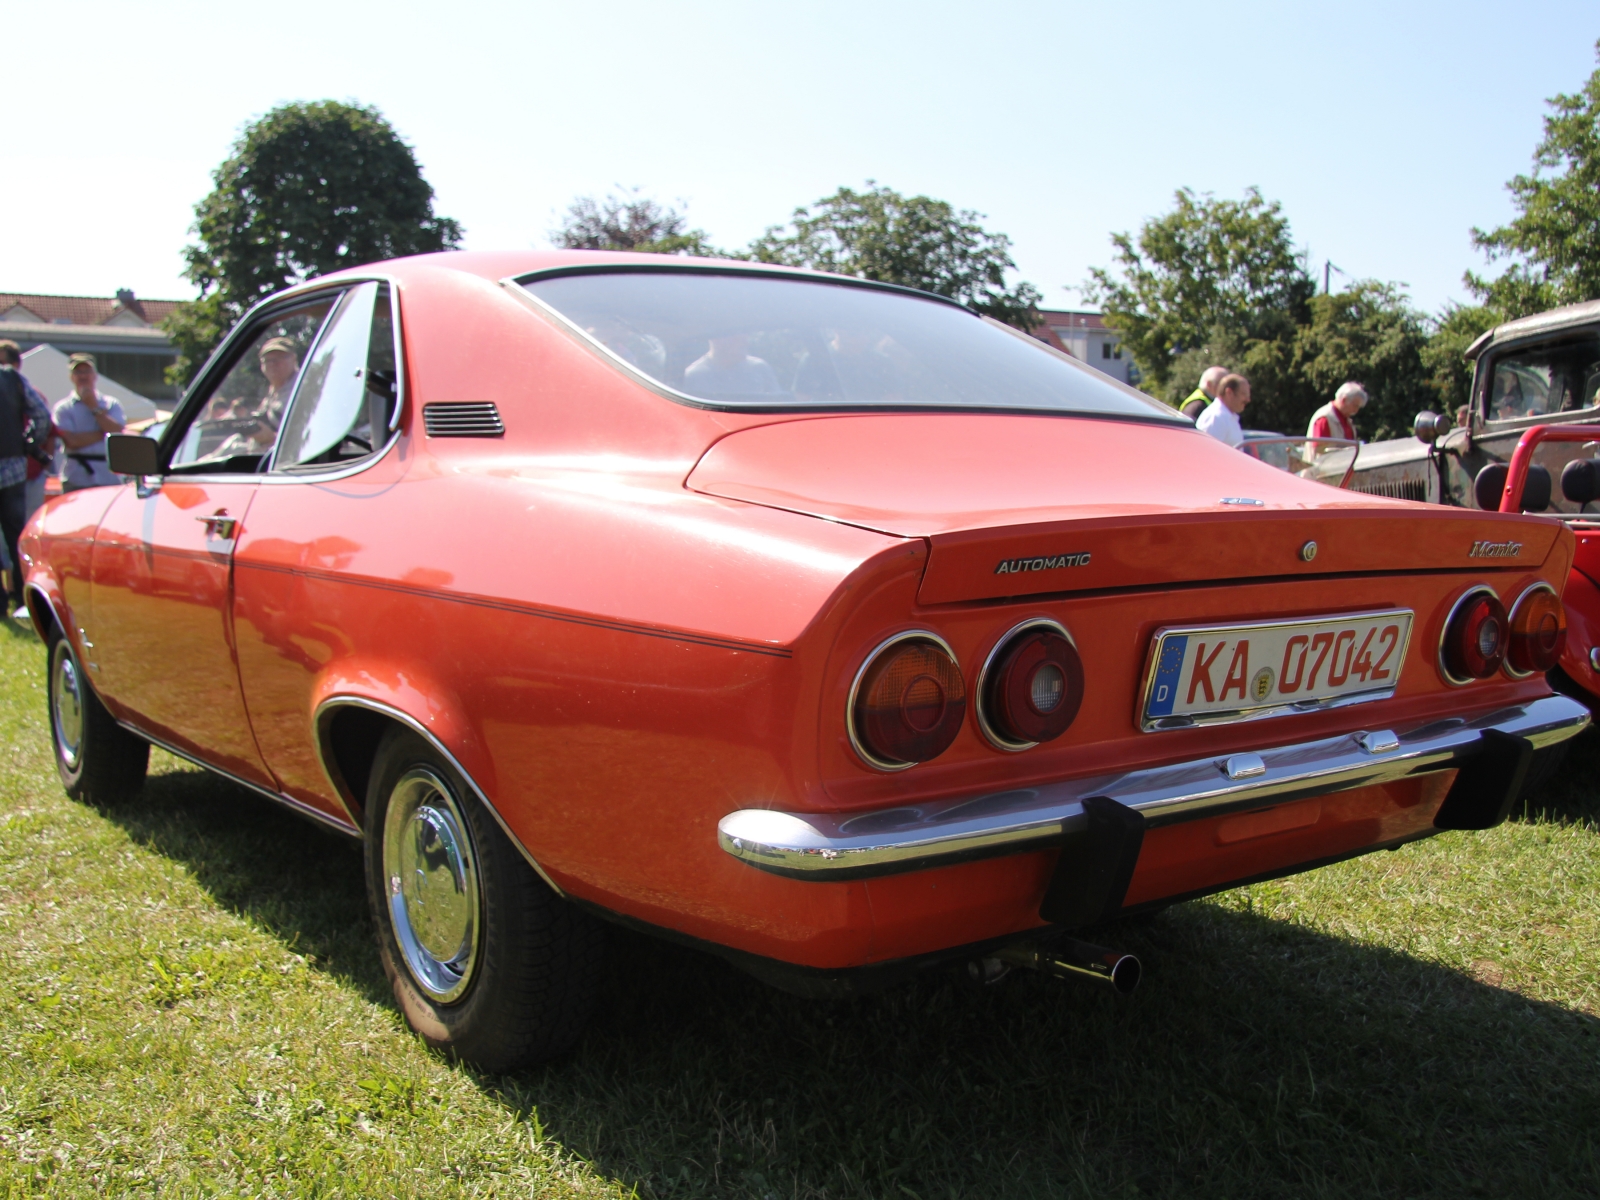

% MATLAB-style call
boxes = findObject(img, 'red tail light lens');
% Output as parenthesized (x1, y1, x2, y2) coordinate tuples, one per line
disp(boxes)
(849, 634, 966, 770)
(979, 621, 1085, 750)
(1506, 584, 1567, 675)
(1441, 588, 1509, 683)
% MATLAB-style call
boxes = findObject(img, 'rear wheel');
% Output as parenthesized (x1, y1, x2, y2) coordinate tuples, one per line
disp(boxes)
(47, 625, 148, 804)
(363, 728, 603, 1071)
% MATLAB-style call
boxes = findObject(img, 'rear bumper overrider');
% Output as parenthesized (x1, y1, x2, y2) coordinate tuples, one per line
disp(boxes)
(718, 694, 1590, 882)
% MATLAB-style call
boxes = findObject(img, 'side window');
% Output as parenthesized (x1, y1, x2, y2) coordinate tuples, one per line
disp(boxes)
(168, 298, 335, 472)
(1481, 335, 1600, 423)
(272, 282, 399, 471)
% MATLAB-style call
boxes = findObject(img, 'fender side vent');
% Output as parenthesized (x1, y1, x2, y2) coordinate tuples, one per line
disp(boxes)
(423, 402, 505, 437)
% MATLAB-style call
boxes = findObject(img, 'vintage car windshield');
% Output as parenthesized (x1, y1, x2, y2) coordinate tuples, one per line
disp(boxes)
(521, 270, 1181, 421)
(1481, 332, 1600, 421)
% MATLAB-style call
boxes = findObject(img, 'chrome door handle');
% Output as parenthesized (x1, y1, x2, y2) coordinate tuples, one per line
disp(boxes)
(196, 513, 238, 539)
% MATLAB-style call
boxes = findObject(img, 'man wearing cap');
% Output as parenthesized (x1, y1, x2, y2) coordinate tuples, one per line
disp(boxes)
(254, 337, 299, 437)
(53, 354, 126, 492)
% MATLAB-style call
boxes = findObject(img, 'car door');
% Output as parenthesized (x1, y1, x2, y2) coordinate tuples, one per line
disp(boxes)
(230, 281, 405, 820)
(87, 293, 338, 787)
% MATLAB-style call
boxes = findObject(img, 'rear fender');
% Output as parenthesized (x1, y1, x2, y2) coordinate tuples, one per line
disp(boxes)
(308, 666, 563, 893)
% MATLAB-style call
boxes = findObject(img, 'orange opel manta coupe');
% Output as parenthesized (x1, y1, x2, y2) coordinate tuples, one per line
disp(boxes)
(20, 251, 1589, 1069)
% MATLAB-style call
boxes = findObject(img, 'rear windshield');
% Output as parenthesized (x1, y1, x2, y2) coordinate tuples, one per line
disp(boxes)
(520, 270, 1181, 421)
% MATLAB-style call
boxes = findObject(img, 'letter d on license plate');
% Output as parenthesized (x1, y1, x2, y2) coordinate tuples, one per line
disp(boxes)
(1140, 609, 1413, 731)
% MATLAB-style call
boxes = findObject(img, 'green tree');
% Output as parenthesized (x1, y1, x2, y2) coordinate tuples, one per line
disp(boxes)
(552, 189, 718, 256)
(163, 101, 461, 386)
(1290, 282, 1433, 441)
(1468, 41, 1600, 317)
(1422, 303, 1500, 416)
(746, 183, 1042, 328)
(1083, 188, 1315, 399)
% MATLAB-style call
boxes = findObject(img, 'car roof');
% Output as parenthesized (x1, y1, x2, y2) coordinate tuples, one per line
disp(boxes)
(1466, 297, 1600, 360)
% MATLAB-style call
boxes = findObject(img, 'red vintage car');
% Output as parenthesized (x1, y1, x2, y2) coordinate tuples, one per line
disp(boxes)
(20, 252, 1591, 1069)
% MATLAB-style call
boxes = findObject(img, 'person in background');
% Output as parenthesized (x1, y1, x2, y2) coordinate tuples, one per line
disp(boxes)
(0, 341, 54, 520)
(0, 345, 53, 619)
(52, 354, 125, 492)
(1307, 381, 1367, 442)
(1181, 366, 1228, 422)
(1196, 373, 1251, 448)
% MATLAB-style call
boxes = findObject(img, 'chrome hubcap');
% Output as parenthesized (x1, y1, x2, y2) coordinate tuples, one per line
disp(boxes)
(51, 641, 84, 770)
(383, 767, 480, 1002)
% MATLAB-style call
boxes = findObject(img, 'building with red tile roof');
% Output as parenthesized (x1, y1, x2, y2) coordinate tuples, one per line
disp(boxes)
(0, 289, 183, 402)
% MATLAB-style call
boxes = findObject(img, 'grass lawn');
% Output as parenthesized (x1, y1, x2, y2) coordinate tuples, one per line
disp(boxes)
(2, 618, 1598, 1198)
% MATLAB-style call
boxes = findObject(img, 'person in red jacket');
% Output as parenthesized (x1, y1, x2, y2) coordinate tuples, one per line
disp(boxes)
(1308, 381, 1367, 442)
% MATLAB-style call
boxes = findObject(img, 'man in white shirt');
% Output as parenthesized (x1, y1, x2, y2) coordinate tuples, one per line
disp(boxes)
(1196, 374, 1251, 448)
(52, 354, 126, 491)
(684, 334, 782, 398)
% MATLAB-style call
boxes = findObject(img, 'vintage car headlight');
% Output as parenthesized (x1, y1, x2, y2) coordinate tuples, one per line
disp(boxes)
(848, 632, 966, 770)
(977, 620, 1085, 751)
(1440, 586, 1509, 684)
(1505, 583, 1567, 677)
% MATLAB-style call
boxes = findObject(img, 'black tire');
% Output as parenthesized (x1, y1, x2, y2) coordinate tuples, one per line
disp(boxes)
(46, 624, 149, 804)
(363, 727, 603, 1071)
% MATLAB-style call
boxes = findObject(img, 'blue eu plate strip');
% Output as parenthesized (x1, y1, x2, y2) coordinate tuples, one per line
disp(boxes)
(1145, 635, 1188, 717)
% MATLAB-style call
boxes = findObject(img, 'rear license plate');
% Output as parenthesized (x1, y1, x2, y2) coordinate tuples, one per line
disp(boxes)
(1140, 609, 1413, 731)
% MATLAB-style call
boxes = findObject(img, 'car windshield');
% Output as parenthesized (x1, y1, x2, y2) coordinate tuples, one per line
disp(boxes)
(520, 270, 1181, 421)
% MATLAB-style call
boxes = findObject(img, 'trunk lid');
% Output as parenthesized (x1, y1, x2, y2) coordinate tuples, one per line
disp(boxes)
(684, 413, 1564, 603)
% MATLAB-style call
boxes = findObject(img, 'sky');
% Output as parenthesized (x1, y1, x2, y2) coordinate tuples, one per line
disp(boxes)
(7, 0, 1597, 316)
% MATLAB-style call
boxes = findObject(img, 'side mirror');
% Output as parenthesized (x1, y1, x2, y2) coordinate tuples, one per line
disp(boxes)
(1414, 411, 1451, 443)
(106, 433, 160, 477)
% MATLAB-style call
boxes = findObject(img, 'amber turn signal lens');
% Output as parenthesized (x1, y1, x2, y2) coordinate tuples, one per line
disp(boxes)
(1507, 586, 1567, 675)
(852, 637, 966, 768)
(984, 628, 1085, 746)
(1442, 590, 1509, 682)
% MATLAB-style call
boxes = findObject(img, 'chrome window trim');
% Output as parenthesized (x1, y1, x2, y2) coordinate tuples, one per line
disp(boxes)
(1136, 608, 1415, 732)
(845, 630, 960, 773)
(974, 618, 1076, 753)
(312, 695, 565, 896)
(1502, 581, 1560, 679)
(1437, 584, 1501, 687)
(155, 274, 406, 487)
(719, 694, 1592, 880)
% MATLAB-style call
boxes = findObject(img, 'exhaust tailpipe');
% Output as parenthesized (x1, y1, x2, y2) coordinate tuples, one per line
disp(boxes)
(990, 936, 1142, 996)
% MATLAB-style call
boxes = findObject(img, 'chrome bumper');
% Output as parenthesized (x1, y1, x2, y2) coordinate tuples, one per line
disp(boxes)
(718, 695, 1590, 881)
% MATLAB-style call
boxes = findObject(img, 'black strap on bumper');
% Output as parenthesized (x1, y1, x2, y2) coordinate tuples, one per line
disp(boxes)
(1432, 729, 1535, 831)
(1039, 795, 1146, 928)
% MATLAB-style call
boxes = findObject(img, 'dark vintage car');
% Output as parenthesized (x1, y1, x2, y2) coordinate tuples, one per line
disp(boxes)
(20, 251, 1591, 1069)
(1342, 301, 1600, 705)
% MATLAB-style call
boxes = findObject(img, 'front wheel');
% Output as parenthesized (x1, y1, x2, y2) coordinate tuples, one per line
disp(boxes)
(47, 625, 148, 804)
(363, 728, 603, 1071)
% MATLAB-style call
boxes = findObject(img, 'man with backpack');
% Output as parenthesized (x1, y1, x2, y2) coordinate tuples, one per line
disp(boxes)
(0, 341, 54, 618)
(0, 341, 55, 519)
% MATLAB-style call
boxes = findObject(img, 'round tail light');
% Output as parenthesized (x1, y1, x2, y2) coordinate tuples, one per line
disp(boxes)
(848, 633, 966, 770)
(1506, 584, 1567, 676)
(1440, 587, 1509, 683)
(977, 620, 1085, 750)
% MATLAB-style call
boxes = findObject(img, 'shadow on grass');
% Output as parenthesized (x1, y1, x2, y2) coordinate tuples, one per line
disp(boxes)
(79, 727, 1600, 1199)
(95, 761, 386, 1006)
(1516, 725, 1600, 829)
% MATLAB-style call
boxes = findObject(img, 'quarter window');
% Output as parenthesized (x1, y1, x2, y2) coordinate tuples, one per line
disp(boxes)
(272, 281, 399, 470)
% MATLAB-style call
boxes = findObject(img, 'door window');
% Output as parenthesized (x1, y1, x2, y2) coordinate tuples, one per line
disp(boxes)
(272, 282, 399, 471)
(168, 299, 336, 473)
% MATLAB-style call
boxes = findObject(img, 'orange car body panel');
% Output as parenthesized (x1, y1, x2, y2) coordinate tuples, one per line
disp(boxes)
(16, 250, 1580, 971)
